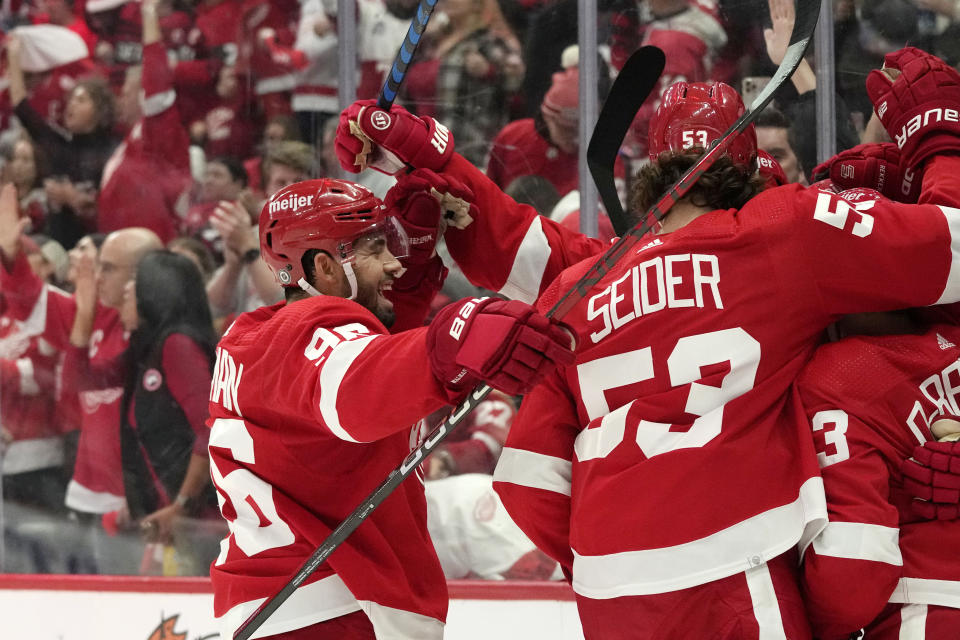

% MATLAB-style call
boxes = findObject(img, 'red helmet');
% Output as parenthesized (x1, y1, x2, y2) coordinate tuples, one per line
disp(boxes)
(648, 81, 757, 173)
(259, 179, 407, 290)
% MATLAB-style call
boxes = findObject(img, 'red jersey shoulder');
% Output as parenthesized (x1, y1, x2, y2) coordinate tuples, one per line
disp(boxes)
(798, 324, 960, 410)
(221, 297, 388, 351)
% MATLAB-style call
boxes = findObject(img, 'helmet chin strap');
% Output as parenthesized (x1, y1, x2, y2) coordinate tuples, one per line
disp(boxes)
(296, 261, 357, 300)
(297, 277, 323, 297)
(342, 261, 359, 300)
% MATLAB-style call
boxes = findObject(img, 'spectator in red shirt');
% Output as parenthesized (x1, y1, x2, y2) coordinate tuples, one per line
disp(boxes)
(183, 156, 248, 238)
(66, 249, 220, 572)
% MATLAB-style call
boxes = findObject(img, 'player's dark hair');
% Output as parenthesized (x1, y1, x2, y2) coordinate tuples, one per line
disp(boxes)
(284, 248, 324, 302)
(630, 152, 765, 221)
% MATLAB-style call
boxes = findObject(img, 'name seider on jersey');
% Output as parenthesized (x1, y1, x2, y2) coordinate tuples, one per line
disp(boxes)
(270, 194, 315, 213)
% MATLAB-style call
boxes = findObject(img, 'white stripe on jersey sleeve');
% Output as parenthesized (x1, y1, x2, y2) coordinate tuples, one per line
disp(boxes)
(890, 577, 960, 608)
(811, 521, 902, 565)
(317, 334, 379, 442)
(142, 89, 176, 117)
(494, 447, 572, 496)
(497, 216, 551, 304)
(935, 206, 960, 305)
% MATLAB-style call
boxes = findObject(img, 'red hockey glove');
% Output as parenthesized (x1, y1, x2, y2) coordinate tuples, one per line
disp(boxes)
(335, 100, 454, 176)
(427, 297, 576, 397)
(757, 149, 787, 187)
(902, 440, 960, 520)
(865, 47, 960, 169)
(384, 168, 477, 265)
(811, 143, 924, 203)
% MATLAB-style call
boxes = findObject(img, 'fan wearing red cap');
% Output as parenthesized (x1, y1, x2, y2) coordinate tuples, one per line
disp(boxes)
(207, 176, 574, 639)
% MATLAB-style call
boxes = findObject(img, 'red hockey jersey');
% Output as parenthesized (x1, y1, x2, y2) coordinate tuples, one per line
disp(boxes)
(97, 41, 191, 242)
(796, 325, 960, 639)
(208, 296, 452, 638)
(1, 251, 126, 512)
(492, 154, 960, 599)
(0, 312, 64, 475)
(441, 154, 608, 304)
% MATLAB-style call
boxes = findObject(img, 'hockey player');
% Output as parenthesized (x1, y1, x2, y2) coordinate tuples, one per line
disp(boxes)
(797, 302, 960, 639)
(335, 47, 960, 637)
(207, 177, 574, 639)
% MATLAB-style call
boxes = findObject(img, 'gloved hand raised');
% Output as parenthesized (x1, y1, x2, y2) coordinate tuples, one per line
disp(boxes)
(385, 167, 476, 263)
(866, 47, 960, 170)
(427, 297, 576, 397)
(336, 100, 454, 176)
(812, 143, 923, 203)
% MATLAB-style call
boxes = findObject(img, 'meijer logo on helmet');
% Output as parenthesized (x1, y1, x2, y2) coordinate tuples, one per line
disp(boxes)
(269, 194, 315, 213)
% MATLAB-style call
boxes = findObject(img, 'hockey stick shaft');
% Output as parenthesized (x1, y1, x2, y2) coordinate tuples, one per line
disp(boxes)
(234, 3, 820, 638)
(587, 46, 666, 237)
(377, 0, 439, 109)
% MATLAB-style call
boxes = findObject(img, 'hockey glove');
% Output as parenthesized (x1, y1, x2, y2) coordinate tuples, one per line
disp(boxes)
(335, 100, 454, 176)
(865, 47, 960, 170)
(427, 297, 576, 397)
(757, 149, 787, 188)
(902, 438, 960, 520)
(384, 168, 477, 266)
(811, 143, 923, 203)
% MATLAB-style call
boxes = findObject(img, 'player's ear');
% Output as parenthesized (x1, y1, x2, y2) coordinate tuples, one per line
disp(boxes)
(312, 252, 345, 295)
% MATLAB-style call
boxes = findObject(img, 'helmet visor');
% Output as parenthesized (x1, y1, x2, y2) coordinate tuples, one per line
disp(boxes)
(349, 216, 410, 262)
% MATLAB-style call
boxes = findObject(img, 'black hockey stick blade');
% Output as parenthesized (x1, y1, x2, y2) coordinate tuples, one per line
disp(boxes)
(587, 45, 665, 237)
(234, 4, 820, 638)
(377, 0, 439, 109)
(551, 0, 821, 320)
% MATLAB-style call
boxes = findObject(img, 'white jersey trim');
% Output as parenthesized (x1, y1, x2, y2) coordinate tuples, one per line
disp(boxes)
(494, 447, 572, 496)
(810, 521, 902, 565)
(572, 476, 827, 598)
(889, 577, 960, 608)
(744, 562, 787, 640)
(935, 205, 960, 305)
(317, 334, 379, 443)
(358, 600, 445, 639)
(255, 73, 298, 95)
(64, 479, 126, 513)
(898, 604, 928, 639)
(496, 216, 550, 304)
(142, 89, 175, 117)
(217, 573, 361, 639)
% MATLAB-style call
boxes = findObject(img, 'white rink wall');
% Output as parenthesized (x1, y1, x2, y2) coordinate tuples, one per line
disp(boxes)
(0, 576, 585, 640)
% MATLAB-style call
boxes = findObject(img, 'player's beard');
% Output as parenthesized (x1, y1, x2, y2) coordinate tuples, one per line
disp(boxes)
(356, 277, 396, 328)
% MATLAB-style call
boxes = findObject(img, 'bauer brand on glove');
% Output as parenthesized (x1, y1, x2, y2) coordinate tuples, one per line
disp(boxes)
(866, 47, 960, 169)
(427, 297, 575, 397)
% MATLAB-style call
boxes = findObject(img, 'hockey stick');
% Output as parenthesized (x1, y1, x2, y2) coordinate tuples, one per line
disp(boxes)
(233, 2, 820, 638)
(377, 0, 439, 109)
(587, 46, 666, 237)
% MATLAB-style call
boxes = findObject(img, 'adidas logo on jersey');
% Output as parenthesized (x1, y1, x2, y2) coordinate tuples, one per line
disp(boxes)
(938, 333, 956, 350)
(269, 194, 315, 213)
(637, 238, 663, 253)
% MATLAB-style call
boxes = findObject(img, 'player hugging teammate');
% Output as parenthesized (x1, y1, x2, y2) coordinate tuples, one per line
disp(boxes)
(213, 42, 960, 640)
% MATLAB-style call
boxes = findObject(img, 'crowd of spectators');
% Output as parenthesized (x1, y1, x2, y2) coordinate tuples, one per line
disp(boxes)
(0, 0, 951, 578)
